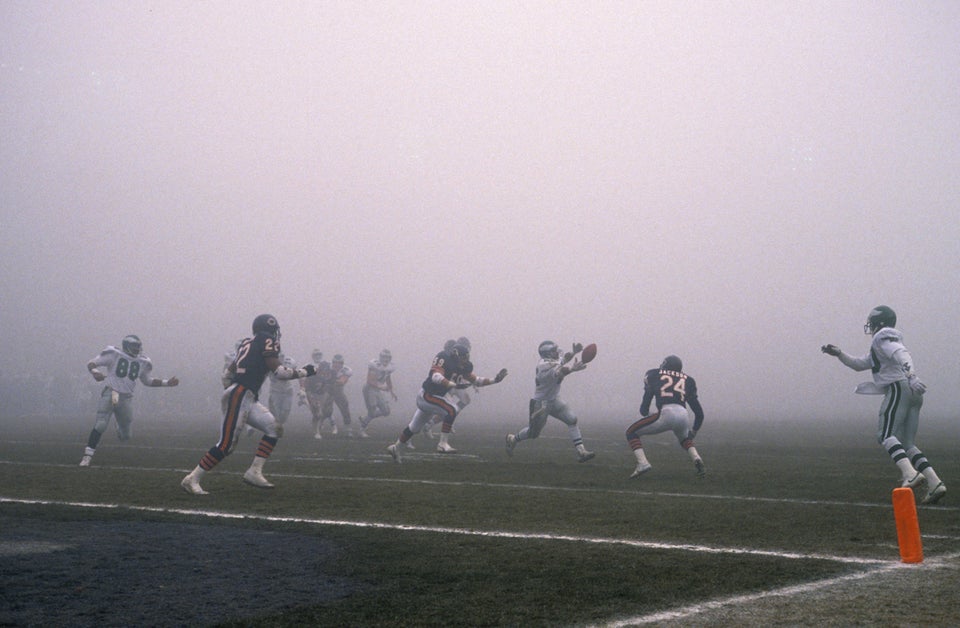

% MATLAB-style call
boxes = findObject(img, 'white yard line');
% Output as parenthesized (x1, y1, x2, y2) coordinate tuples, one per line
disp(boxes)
(1, 495, 890, 566)
(2, 458, 957, 512)
(596, 550, 960, 627)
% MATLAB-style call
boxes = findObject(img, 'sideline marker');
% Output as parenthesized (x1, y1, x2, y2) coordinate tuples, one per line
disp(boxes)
(892, 487, 923, 563)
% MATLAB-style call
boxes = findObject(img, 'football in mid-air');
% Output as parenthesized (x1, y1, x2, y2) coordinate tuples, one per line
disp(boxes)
(580, 343, 597, 363)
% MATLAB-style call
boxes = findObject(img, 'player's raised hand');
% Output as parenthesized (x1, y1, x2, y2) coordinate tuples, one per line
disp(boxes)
(167, 376, 179, 387)
(821, 344, 841, 356)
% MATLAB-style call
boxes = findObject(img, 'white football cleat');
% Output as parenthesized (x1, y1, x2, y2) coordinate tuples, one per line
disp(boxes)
(330, 424, 338, 435)
(630, 462, 652, 478)
(180, 475, 208, 495)
(359, 428, 370, 438)
(577, 449, 595, 463)
(79, 455, 92, 467)
(922, 482, 946, 505)
(387, 443, 401, 463)
(405, 440, 416, 449)
(902, 472, 925, 489)
(505, 434, 516, 457)
(242, 467, 274, 488)
(314, 431, 322, 440)
(436, 441, 458, 454)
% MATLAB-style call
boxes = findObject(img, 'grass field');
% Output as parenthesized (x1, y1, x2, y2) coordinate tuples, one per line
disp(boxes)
(2, 412, 959, 626)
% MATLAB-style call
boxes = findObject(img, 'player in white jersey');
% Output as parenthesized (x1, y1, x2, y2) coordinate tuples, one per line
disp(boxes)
(79, 335, 179, 466)
(358, 349, 397, 437)
(505, 340, 594, 463)
(320, 354, 354, 435)
(267, 353, 298, 426)
(822, 305, 945, 504)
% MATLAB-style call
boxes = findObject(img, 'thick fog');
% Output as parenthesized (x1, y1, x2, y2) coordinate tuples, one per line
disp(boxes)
(2, 2, 959, 426)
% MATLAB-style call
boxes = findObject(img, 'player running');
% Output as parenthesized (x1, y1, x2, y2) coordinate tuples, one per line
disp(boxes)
(79, 335, 179, 466)
(387, 342, 507, 461)
(180, 314, 316, 494)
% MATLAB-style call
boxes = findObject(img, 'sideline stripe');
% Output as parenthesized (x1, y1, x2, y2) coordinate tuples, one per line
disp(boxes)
(3, 459, 958, 513)
(0, 496, 888, 566)
(597, 550, 960, 627)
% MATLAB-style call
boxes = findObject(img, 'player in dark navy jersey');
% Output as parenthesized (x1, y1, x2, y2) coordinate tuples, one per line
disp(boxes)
(387, 343, 507, 460)
(624, 355, 706, 478)
(181, 314, 317, 494)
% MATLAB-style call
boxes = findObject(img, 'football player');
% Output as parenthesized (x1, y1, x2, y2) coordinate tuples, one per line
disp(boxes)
(624, 355, 705, 478)
(387, 342, 507, 461)
(425, 338, 473, 439)
(505, 340, 595, 463)
(822, 305, 945, 504)
(181, 314, 317, 494)
(267, 353, 299, 426)
(299, 350, 329, 439)
(80, 335, 179, 466)
(358, 348, 397, 438)
(319, 354, 354, 436)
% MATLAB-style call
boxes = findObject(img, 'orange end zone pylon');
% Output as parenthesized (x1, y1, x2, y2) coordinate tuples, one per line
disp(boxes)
(892, 487, 923, 563)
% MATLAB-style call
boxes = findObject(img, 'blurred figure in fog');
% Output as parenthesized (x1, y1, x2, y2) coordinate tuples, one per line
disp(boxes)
(267, 353, 299, 428)
(358, 348, 397, 438)
(80, 335, 179, 466)
(319, 354, 354, 436)
(300, 350, 330, 440)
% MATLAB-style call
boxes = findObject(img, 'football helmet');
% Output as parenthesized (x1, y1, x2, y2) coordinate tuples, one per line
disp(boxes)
(456, 336, 472, 351)
(332, 354, 344, 365)
(660, 355, 683, 371)
(122, 335, 142, 357)
(311, 349, 323, 363)
(252, 314, 281, 341)
(450, 343, 470, 363)
(538, 340, 560, 359)
(380, 349, 392, 364)
(443, 339, 456, 351)
(865, 305, 896, 335)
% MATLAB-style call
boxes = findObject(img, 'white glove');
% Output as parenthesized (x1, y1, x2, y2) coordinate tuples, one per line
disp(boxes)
(907, 375, 926, 395)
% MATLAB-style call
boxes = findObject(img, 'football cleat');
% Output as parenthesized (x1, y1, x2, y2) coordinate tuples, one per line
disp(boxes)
(180, 475, 208, 495)
(922, 482, 946, 505)
(387, 443, 401, 463)
(903, 471, 925, 489)
(505, 434, 517, 457)
(577, 449, 596, 463)
(436, 441, 458, 454)
(629, 462, 652, 478)
(405, 440, 416, 449)
(242, 467, 274, 488)
(359, 429, 370, 439)
(79, 455, 92, 467)
(314, 431, 322, 440)
(694, 458, 706, 478)
(330, 424, 338, 435)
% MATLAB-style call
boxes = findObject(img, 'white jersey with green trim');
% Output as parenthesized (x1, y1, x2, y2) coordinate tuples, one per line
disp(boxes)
(89, 346, 155, 395)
